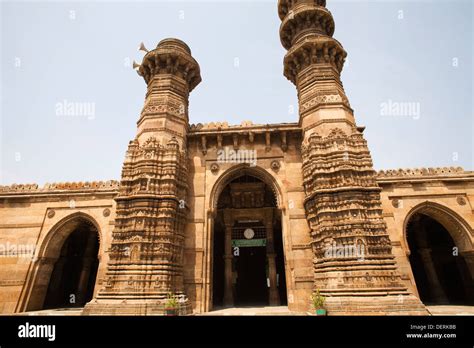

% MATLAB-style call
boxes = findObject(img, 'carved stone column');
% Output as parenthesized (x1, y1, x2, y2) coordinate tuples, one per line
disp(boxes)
(265, 216, 280, 306)
(76, 257, 94, 305)
(223, 224, 234, 307)
(417, 248, 448, 303)
(76, 233, 98, 305)
(45, 256, 67, 302)
(461, 251, 474, 279)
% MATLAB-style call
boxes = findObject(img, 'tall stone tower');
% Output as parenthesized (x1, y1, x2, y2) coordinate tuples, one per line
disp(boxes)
(84, 38, 201, 315)
(278, 0, 426, 314)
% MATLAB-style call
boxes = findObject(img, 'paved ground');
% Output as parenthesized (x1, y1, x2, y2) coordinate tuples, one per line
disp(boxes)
(13, 308, 83, 316)
(13, 305, 474, 316)
(17, 306, 304, 316)
(203, 306, 474, 316)
(198, 306, 305, 316)
(426, 305, 474, 316)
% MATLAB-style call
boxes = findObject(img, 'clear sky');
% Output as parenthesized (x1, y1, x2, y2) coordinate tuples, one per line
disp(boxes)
(1, 0, 472, 185)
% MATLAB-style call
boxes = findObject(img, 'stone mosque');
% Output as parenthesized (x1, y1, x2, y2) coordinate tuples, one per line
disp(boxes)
(1, 0, 473, 315)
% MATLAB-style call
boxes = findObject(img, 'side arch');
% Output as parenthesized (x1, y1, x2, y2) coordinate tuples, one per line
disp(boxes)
(36, 212, 102, 260)
(19, 212, 102, 312)
(403, 201, 473, 255)
(403, 201, 474, 305)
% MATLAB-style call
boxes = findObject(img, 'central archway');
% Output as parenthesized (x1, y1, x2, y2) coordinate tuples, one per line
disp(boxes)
(210, 167, 287, 309)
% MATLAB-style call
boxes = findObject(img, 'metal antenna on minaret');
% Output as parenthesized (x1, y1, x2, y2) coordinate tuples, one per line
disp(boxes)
(138, 42, 149, 53)
(133, 42, 147, 72)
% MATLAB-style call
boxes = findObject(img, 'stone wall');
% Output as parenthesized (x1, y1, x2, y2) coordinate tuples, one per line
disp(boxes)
(0, 168, 473, 314)
(377, 168, 474, 298)
(0, 182, 117, 313)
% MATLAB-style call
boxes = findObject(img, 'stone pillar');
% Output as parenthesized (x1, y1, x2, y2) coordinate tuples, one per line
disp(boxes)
(265, 220, 280, 306)
(461, 251, 474, 279)
(458, 251, 474, 302)
(417, 248, 448, 303)
(223, 224, 234, 307)
(46, 256, 67, 301)
(76, 257, 94, 305)
(76, 233, 98, 305)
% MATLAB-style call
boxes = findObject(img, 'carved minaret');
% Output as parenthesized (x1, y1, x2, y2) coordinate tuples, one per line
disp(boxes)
(278, 0, 427, 314)
(84, 38, 201, 315)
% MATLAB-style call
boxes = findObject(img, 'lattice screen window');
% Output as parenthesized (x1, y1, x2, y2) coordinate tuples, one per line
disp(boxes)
(232, 221, 266, 239)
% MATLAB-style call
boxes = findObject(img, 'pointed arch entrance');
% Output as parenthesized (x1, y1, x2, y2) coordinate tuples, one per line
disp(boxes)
(405, 202, 474, 305)
(23, 213, 101, 311)
(210, 166, 288, 309)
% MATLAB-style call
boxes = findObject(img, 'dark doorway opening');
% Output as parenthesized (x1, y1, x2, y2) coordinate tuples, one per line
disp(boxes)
(43, 225, 99, 309)
(235, 246, 267, 306)
(407, 213, 474, 305)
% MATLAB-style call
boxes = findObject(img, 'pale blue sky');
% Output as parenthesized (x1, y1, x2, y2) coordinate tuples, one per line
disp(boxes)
(1, 0, 472, 185)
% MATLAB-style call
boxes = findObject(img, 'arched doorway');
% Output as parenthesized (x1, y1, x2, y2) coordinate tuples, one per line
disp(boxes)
(43, 223, 100, 309)
(407, 212, 474, 305)
(23, 215, 101, 311)
(212, 173, 287, 309)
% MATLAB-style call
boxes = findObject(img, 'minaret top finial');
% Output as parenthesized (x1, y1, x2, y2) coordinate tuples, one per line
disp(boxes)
(278, 0, 327, 21)
(279, 0, 346, 85)
(136, 38, 201, 92)
(156, 38, 192, 55)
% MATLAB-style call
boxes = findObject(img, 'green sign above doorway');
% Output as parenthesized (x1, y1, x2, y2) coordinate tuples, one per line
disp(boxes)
(232, 239, 266, 247)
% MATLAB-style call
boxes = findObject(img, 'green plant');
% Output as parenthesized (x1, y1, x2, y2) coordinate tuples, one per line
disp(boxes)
(165, 293, 179, 309)
(311, 289, 326, 309)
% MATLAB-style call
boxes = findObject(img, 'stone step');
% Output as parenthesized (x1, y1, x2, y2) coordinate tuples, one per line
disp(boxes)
(14, 308, 84, 316)
(426, 305, 474, 316)
(198, 306, 305, 316)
